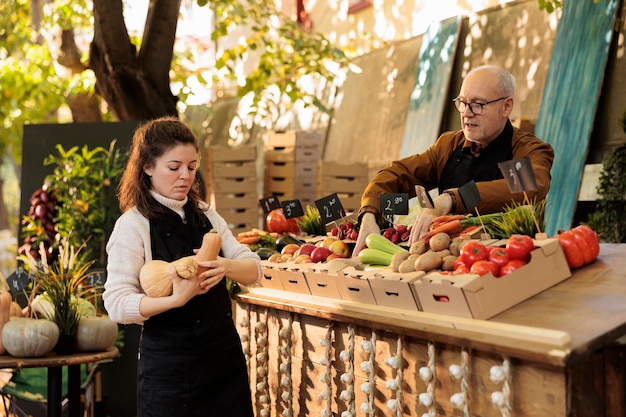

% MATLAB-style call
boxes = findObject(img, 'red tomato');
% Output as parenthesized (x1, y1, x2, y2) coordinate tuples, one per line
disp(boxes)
(506, 234, 534, 262)
(499, 259, 527, 276)
(459, 240, 489, 267)
(470, 260, 499, 277)
(488, 247, 510, 271)
(454, 264, 470, 274)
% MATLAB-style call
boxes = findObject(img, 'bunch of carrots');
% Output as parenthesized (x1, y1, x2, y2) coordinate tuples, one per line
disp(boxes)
(419, 214, 481, 242)
(236, 229, 279, 245)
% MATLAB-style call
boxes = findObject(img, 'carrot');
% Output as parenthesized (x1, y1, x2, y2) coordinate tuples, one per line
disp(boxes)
(461, 225, 479, 234)
(420, 219, 463, 243)
(237, 236, 261, 245)
(430, 214, 467, 225)
(238, 230, 259, 238)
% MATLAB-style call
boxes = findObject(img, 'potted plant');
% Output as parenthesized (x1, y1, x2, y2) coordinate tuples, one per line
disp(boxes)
(19, 237, 99, 354)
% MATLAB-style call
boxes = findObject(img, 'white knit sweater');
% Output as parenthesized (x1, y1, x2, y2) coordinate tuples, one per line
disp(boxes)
(103, 193, 261, 325)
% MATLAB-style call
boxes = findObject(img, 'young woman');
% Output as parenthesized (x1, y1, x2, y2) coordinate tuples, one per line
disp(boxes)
(103, 116, 260, 417)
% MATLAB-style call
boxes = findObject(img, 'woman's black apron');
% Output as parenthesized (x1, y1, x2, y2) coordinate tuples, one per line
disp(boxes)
(137, 203, 253, 417)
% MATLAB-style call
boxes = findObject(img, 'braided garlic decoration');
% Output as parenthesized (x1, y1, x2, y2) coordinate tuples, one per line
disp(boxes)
(490, 358, 511, 417)
(385, 335, 404, 417)
(417, 342, 437, 417)
(449, 349, 470, 417)
(339, 325, 356, 417)
(238, 304, 252, 368)
(359, 330, 377, 415)
(255, 312, 270, 417)
(318, 323, 334, 417)
(279, 314, 294, 417)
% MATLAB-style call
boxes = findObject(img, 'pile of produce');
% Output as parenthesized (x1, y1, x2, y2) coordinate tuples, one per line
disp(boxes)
(357, 228, 537, 277)
(235, 200, 601, 277)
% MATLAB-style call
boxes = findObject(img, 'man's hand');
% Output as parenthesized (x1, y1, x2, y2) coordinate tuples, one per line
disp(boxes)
(352, 212, 381, 257)
(408, 209, 437, 246)
(408, 192, 454, 246)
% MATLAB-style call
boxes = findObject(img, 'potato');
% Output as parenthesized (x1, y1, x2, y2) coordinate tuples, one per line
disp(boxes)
(409, 241, 428, 255)
(398, 254, 420, 273)
(428, 232, 451, 252)
(441, 254, 458, 271)
(448, 237, 467, 256)
(389, 251, 410, 272)
(414, 251, 443, 272)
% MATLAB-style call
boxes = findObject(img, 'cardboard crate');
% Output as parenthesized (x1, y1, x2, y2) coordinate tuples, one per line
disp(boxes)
(266, 130, 324, 149)
(335, 267, 377, 304)
(301, 261, 352, 300)
(209, 144, 256, 162)
(368, 269, 424, 310)
(219, 207, 259, 226)
(320, 177, 369, 195)
(213, 192, 259, 210)
(260, 263, 285, 290)
(213, 177, 257, 194)
(321, 161, 369, 178)
(411, 238, 571, 319)
(267, 191, 317, 207)
(269, 263, 311, 295)
(266, 160, 318, 179)
(211, 161, 256, 179)
(265, 147, 322, 163)
(264, 177, 317, 200)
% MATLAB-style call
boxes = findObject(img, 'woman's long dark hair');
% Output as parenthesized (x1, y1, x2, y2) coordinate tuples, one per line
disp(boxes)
(117, 116, 203, 219)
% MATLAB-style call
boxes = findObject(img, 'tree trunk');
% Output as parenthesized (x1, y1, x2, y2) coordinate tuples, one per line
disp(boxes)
(89, 0, 181, 121)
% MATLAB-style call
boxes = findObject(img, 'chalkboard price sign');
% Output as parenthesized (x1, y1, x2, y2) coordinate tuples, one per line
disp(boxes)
(6, 265, 31, 295)
(314, 193, 346, 224)
(85, 268, 107, 287)
(259, 195, 281, 214)
(281, 199, 304, 219)
(380, 193, 409, 216)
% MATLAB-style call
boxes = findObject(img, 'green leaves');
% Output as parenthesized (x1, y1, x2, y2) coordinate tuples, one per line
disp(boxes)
(210, 0, 350, 121)
(43, 140, 128, 267)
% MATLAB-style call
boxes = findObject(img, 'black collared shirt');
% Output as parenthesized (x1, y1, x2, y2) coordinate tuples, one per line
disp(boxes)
(438, 121, 514, 193)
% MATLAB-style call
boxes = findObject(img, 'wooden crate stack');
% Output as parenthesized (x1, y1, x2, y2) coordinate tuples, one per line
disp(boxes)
(318, 161, 369, 214)
(206, 145, 260, 235)
(264, 131, 324, 208)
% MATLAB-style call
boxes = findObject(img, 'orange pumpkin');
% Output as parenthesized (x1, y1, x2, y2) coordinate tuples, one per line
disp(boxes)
(266, 209, 300, 234)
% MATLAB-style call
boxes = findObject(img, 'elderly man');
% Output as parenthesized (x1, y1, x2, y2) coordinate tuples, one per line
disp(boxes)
(354, 65, 554, 254)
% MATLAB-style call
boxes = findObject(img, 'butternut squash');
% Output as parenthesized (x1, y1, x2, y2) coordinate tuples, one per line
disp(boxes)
(195, 231, 222, 274)
(139, 256, 198, 297)
(139, 231, 222, 297)
(0, 273, 14, 355)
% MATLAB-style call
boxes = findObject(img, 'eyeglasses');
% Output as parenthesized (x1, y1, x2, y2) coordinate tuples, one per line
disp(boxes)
(452, 96, 508, 115)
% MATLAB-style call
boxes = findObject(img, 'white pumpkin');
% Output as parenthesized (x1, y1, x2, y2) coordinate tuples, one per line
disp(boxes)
(74, 316, 118, 352)
(2, 317, 59, 357)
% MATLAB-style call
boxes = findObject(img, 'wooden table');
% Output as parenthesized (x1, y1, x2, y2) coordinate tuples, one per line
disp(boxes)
(0, 346, 119, 417)
(234, 243, 626, 416)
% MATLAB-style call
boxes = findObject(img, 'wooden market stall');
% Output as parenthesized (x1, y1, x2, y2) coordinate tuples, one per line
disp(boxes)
(234, 243, 626, 417)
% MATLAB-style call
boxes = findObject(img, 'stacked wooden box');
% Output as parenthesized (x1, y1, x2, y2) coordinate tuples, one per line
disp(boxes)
(264, 131, 324, 208)
(318, 161, 369, 214)
(206, 145, 259, 235)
